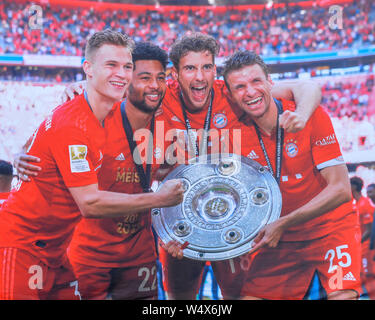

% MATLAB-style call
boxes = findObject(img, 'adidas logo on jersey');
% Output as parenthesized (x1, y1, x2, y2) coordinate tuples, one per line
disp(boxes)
(343, 272, 356, 281)
(247, 150, 259, 160)
(115, 153, 125, 161)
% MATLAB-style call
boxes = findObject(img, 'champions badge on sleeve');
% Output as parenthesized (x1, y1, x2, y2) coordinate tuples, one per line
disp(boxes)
(152, 153, 282, 261)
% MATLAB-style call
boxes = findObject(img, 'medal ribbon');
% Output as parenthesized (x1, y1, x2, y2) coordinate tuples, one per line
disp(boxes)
(179, 89, 214, 159)
(120, 100, 154, 193)
(253, 98, 284, 185)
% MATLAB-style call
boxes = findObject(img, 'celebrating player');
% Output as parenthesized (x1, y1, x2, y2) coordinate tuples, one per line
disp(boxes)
(0, 30, 184, 300)
(222, 50, 361, 300)
(67, 41, 172, 300)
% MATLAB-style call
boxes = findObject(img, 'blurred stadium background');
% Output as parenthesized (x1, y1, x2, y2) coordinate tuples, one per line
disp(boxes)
(0, 0, 374, 298)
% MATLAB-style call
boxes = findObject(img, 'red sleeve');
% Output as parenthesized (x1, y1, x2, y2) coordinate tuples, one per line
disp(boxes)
(49, 125, 99, 188)
(310, 106, 344, 170)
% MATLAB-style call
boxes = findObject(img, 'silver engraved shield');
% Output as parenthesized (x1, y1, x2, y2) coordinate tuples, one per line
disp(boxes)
(152, 153, 282, 261)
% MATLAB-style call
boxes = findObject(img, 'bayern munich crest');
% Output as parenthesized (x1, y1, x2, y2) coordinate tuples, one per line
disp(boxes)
(212, 113, 228, 129)
(285, 142, 298, 158)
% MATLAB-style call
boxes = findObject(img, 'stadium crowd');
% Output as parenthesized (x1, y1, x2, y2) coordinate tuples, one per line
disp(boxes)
(0, 0, 374, 57)
(321, 73, 374, 121)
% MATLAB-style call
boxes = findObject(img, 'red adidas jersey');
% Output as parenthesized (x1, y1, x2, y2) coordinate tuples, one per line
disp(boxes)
(0, 94, 106, 267)
(68, 102, 158, 268)
(238, 99, 357, 241)
(156, 79, 242, 164)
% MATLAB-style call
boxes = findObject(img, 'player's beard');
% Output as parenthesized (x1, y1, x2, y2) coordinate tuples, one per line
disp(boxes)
(128, 88, 164, 114)
(131, 99, 157, 114)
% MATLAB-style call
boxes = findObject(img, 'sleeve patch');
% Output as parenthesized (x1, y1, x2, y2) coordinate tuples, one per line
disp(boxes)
(69, 145, 90, 173)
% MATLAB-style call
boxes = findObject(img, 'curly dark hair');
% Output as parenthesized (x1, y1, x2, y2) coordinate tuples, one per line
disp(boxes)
(169, 32, 220, 70)
(132, 41, 169, 70)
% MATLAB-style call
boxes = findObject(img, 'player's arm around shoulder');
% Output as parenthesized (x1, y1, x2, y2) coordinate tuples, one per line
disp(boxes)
(13, 135, 41, 181)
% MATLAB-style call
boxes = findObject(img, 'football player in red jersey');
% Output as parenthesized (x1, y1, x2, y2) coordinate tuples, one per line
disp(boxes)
(67, 42, 174, 300)
(158, 33, 323, 300)
(222, 50, 361, 300)
(0, 30, 183, 300)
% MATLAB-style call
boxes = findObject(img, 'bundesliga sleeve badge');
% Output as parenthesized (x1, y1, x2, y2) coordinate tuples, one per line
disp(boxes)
(69, 145, 90, 173)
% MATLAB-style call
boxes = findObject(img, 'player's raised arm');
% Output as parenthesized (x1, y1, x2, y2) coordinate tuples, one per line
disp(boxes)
(272, 80, 322, 132)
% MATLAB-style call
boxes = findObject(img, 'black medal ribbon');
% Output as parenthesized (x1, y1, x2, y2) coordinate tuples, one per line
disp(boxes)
(253, 98, 284, 184)
(179, 89, 214, 158)
(120, 100, 154, 193)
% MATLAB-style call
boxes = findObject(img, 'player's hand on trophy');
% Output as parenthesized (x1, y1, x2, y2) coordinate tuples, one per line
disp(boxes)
(13, 153, 41, 182)
(279, 110, 307, 133)
(160, 240, 184, 259)
(156, 179, 185, 207)
(247, 219, 287, 254)
(59, 80, 86, 104)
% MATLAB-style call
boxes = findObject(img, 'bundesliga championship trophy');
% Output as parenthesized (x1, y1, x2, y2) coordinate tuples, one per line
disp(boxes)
(152, 153, 282, 261)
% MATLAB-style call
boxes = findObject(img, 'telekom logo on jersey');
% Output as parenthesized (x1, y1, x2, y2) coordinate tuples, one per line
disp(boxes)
(131, 121, 242, 165)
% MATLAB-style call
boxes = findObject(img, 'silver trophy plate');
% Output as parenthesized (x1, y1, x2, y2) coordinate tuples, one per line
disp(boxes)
(152, 153, 282, 261)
